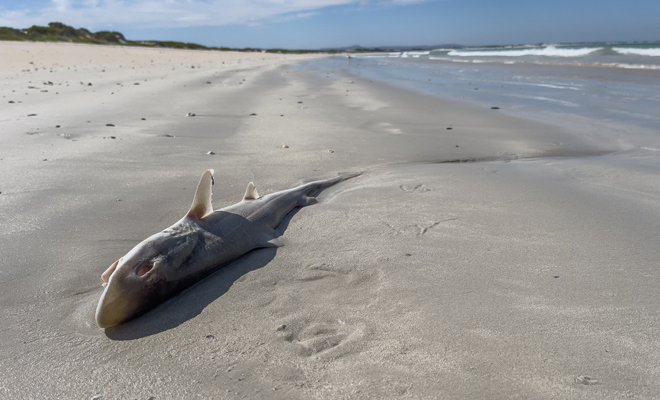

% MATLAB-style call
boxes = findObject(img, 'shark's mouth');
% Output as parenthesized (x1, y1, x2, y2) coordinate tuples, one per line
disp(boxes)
(101, 259, 120, 287)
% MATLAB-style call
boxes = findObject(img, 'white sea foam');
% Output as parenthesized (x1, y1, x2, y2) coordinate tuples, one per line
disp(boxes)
(509, 94, 579, 107)
(602, 63, 660, 70)
(641, 147, 660, 152)
(531, 96, 579, 107)
(428, 56, 660, 70)
(524, 83, 581, 91)
(400, 51, 430, 58)
(613, 48, 660, 57)
(448, 46, 602, 58)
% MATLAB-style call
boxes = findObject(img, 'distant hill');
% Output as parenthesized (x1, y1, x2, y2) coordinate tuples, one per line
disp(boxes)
(0, 22, 222, 50)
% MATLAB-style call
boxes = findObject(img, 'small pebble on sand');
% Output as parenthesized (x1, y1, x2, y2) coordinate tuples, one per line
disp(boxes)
(282, 145, 289, 148)
(207, 151, 215, 155)
(106, 123, 115, 127)
(186, 113, 196, 117)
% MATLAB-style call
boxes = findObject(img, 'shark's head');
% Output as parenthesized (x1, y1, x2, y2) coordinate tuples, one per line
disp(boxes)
(95, 230, 202, 328)
(95, 170, 216, 329)
(95, 234, 170, 328)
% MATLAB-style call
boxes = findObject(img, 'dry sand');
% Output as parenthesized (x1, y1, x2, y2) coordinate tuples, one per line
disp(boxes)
(1, 42, 659, 399)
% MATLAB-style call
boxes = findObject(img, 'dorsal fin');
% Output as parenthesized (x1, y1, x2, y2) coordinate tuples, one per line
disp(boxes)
(187, 169, 214, 220)
(243, 182, 259, 200)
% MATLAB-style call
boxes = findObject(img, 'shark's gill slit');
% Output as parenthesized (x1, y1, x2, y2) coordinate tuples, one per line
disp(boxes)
(136, 264, 153, 277)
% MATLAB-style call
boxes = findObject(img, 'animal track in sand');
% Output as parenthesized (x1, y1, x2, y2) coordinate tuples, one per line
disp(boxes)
(387, 218, 458, 237)
(399, 184, 432, 193)
(280, 320, 365, 359)
(296, 263, 352, 282)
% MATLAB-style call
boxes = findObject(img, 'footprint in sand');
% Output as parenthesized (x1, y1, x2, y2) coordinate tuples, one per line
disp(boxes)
(279, 320, 365, 359)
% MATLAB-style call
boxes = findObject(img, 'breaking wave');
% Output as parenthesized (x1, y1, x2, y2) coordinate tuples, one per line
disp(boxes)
(448, 46, 601, 58)
(612, 47, 660, 57)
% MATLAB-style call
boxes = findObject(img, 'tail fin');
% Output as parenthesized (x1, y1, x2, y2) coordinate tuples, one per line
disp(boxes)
(301, 171, 362, 196)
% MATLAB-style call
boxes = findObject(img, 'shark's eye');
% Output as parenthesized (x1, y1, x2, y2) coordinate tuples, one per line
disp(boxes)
(136, 264, 153, 277)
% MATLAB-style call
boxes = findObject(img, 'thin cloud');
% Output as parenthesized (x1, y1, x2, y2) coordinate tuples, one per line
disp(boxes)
(0, 0, 390, 29)
(271, 11, 320, 23)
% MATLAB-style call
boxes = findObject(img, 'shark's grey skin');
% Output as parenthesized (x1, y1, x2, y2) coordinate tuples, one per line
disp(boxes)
(95, 169, 358, 328)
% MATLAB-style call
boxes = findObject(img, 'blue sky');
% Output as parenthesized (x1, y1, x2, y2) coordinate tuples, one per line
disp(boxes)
(0, 0, 658, 49)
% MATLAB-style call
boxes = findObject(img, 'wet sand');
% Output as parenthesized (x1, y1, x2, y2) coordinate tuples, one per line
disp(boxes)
(1, 42, 659, 399)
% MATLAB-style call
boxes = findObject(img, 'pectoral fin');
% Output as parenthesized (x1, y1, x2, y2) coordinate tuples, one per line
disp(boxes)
(187, 169, 215, 220)
(256, 230, 284, 248)
(264, 237, 284, 248)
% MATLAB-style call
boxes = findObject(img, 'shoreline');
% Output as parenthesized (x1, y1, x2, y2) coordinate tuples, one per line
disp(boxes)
(2, 42, 660, 399)
(311, 54, 660, 153)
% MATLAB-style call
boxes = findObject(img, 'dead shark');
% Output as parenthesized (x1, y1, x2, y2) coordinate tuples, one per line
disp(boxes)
(95, 169, 358, 328)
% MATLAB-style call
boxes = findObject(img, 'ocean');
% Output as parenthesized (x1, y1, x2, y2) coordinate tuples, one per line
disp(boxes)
(304, 41, 660, 152)
(384, 42, 660, 70)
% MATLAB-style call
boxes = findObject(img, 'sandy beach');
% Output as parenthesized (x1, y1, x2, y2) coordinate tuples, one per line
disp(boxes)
(1, 41, 660, 399)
